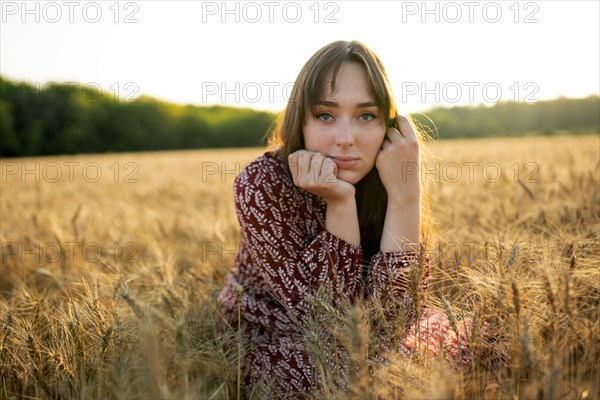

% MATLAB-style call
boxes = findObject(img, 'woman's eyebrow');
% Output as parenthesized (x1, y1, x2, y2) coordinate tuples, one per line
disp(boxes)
(316, 101, 338, 107)
(357, 101, 378, 108)
(316, 101, 378, 108)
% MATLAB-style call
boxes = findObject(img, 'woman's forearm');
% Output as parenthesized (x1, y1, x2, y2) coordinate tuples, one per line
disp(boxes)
(380, 197, 421, 253)
(325, 197, 361, 246)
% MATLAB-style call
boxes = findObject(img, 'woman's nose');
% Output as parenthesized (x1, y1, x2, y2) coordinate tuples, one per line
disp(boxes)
(335, 122, 355, 146)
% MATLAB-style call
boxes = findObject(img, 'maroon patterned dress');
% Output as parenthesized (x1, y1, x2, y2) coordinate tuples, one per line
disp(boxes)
(217, 150, 472, 398)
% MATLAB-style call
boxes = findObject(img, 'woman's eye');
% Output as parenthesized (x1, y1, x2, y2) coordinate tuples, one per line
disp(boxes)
(359, 113, 377, 121)
(316, 113, 333, 121)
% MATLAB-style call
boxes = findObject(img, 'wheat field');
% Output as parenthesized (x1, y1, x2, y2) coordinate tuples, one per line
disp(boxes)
(1, 134, 599, 399)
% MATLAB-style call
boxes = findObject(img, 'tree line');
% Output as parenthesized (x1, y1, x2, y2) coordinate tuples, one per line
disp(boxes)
(1, 76, 598, 157)
(412, 96, 599, 140)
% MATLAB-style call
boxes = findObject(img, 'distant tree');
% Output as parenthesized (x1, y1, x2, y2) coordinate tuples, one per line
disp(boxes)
(1, 75, 597, 157)
(0, 99, 20, 157)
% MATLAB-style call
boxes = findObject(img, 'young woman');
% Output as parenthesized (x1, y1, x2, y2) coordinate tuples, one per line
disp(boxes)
(217, 40, 473, 398)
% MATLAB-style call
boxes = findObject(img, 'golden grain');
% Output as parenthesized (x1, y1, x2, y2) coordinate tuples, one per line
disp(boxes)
(0, 136, 598, 399)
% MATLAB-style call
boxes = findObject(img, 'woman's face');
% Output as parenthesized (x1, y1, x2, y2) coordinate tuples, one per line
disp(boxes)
(303, 62, 386, 185)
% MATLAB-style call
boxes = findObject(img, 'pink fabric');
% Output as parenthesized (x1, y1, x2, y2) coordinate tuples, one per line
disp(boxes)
(217, 151, 472, 397)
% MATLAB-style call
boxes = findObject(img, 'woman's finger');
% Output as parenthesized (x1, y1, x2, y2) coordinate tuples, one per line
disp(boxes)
(288, 152, 300, 181)
(385, 126, 403, 142)
(297, 150, 313, 182)
(381, 138, 391, 151)
(309, 152, 324, 184)
(322, 157, 338, 183)
(395, 115, 418, 141)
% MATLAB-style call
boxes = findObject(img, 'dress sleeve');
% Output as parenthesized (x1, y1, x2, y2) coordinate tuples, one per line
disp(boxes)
(368, 250, 430, 325)
(234, 159, 364, 313)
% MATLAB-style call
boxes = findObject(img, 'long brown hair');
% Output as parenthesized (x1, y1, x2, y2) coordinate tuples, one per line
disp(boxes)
(267, 40, 430, 261)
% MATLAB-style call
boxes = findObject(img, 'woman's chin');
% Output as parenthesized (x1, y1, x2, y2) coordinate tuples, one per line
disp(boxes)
(337, 170, 366, 185)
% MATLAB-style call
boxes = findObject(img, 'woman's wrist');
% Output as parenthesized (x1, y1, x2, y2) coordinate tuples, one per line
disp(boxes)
(386, 181, 421, 205)
(386, 187, 421, 207)
(325, 196, 360, 246)
(379, 197, 420, 253)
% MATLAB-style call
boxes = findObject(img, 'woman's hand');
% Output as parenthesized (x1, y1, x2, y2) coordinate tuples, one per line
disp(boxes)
(376, 115, 421, 205)
(289, 150, 360, 245)
(377, 115, 422, 252)
(288, 150, 355, 204)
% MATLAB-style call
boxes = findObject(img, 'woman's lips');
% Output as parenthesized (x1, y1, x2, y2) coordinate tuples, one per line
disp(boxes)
(330, 156, 359, 169)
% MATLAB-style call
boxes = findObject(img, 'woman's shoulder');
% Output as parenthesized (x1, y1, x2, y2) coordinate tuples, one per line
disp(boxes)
(236, 149, 290, 188)
(234, 149, 325, 221)
(234, 150, 293, 192)
(244, 149, 285, 173)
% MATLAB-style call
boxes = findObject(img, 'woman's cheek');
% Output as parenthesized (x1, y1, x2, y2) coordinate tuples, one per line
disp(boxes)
(369, 135, 385, 164)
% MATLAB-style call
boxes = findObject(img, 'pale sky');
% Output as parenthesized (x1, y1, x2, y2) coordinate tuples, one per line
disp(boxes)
(1, 0, 599, 113)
